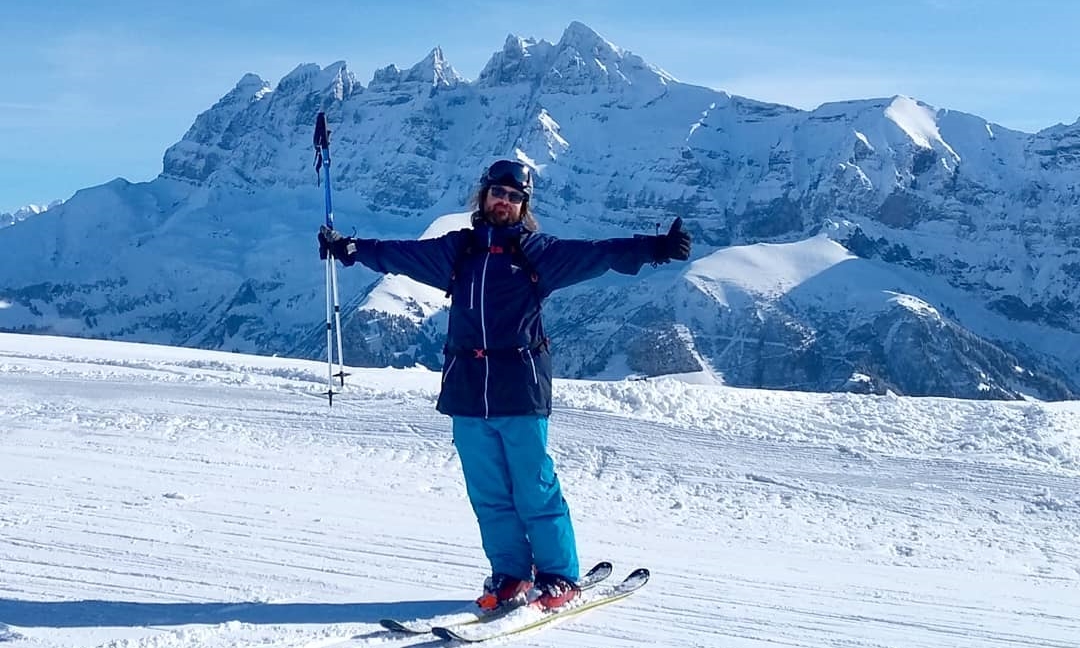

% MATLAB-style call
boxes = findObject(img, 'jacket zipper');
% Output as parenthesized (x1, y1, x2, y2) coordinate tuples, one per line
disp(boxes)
(480, 229, 492, 418)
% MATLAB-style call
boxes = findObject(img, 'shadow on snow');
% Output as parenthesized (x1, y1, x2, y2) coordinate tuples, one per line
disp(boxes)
(0, 598, 467, 628)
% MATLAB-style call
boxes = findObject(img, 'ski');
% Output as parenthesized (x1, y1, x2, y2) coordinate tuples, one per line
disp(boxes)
(431, 567, 649, 643)
(378, 560, 613, 635)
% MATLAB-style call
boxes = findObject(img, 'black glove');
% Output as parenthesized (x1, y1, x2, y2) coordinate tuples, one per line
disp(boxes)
(318, 225, 358, 266)
(653, 217, 692, 263)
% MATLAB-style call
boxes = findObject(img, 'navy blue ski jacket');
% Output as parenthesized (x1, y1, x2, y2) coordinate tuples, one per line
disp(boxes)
(348, 215, 660, 418)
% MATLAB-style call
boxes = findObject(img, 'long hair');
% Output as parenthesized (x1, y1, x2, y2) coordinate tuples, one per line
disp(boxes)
(470, 186, 540, 232)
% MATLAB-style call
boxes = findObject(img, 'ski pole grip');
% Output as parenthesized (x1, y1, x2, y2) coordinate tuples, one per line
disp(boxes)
(314, 111, 330, 149)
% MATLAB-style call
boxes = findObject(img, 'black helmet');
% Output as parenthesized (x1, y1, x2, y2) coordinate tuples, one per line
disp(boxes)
(481, 160, 532, 197)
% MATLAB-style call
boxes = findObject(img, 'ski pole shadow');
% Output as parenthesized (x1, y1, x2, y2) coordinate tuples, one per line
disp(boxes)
(0, 598, 468, 628)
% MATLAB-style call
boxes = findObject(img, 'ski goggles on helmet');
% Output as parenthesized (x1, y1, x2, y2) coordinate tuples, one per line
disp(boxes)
(481, 160, 532, 196)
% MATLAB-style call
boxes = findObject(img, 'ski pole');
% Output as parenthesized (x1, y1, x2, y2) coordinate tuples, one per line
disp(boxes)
(314, 111, 348, 405)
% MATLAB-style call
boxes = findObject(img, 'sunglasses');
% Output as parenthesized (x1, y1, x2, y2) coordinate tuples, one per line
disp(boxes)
(488, 185, 526, 204)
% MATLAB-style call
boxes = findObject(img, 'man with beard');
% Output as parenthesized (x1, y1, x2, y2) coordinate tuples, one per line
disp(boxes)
(319, 159, 691, 610)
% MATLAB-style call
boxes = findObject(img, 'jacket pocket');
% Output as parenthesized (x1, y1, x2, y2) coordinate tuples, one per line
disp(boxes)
(442, 356, 457, 384)
(524, 350, 539, 384)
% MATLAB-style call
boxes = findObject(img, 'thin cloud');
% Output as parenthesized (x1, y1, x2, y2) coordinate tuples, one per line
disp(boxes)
(0, 102, 42, 111)
(41, 29, 168, 83)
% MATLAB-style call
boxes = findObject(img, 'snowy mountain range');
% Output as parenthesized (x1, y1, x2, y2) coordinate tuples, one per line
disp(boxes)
(0, 200, 61, 228)
(2, 21, 1079, 400)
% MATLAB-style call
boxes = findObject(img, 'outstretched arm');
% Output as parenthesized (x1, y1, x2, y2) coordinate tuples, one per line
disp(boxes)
(319, 226, 466, 290)
(531, 218, 692, 292)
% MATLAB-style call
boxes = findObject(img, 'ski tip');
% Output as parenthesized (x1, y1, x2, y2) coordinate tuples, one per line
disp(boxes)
(577, 560, 614, 589)
(431, 626, 460, 642)
(379, 618, 432, 635)
(585, 560, 613, 577)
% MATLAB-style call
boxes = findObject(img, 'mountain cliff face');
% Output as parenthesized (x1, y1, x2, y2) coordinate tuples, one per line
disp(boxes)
(2, 21, 1079, 400)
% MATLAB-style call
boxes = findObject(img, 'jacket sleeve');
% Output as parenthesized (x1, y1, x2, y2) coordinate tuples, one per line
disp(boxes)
(350, 231, 464, 290)
(530, 233, 659, 293)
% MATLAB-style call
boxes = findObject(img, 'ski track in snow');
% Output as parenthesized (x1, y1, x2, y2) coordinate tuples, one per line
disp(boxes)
(0, 334, 1078, 648)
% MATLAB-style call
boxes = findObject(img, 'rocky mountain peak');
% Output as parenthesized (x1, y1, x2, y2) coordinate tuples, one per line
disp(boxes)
(476, 34, 554, 86)
(370, 47, 464, 90)
(542, 20, 674, 94)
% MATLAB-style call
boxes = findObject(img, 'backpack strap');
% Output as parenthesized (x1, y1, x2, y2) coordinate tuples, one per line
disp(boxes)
(445, 228, 477, 298)
(509, 232, 544, 329)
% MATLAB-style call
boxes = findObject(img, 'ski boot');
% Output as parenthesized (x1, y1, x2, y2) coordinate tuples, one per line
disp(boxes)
(533, 572, 580, 610)
(476, 573, 532, 611)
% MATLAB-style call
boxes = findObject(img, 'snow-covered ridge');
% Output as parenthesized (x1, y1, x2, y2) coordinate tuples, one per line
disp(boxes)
(3, 333, 1076, 471)
(884, 95, 959, 161)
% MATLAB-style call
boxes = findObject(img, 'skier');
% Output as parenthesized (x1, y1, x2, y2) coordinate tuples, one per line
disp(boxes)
(318, 159, 691, 610)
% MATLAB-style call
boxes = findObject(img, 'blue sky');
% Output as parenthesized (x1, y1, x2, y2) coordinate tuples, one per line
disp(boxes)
(2, 0, 1077, 211)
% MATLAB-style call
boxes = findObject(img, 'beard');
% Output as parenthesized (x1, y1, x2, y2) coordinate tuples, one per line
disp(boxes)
(486, 202, 518, 225)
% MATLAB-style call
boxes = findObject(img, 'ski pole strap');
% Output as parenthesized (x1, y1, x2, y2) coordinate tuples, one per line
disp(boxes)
(447, 338, 549, 360)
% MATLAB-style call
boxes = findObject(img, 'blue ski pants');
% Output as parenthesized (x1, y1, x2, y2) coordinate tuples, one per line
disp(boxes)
(452, 415, 579, 582)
